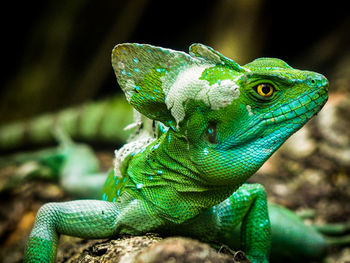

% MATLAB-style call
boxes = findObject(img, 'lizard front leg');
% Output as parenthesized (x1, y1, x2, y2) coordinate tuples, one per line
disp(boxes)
(178, 183, 271, 263)
(217, 183, 271, 263)
(24, 194, 163, 262)
(24, 200, 120, 262)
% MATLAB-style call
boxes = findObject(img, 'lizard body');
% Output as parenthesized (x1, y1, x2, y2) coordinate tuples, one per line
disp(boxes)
(24, 43, 329, 262)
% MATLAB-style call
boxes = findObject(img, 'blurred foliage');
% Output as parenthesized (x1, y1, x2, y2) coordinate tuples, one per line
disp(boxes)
(0, 0, 349, 124)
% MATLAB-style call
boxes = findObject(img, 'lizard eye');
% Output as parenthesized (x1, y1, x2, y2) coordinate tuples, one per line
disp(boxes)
(255, 83, 274, 97)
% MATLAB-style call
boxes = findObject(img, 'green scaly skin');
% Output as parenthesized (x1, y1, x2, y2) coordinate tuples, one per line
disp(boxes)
(24, 43, 329, 263)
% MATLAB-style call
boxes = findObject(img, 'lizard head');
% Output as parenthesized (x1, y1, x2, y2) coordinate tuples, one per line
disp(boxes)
(112, 43, 328, 185)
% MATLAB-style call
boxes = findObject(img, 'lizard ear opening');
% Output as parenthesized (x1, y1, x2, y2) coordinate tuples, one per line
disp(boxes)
(205, 122, 217, 144)
(189, 43, 246, 73)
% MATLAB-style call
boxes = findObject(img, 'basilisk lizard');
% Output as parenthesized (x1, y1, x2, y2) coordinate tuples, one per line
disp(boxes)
(23, 43, 329, 262)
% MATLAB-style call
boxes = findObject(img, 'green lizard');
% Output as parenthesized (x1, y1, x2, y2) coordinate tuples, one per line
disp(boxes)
(23, 43, 330, 263)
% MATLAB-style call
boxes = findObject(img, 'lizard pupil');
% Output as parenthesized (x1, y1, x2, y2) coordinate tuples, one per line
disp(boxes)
(262, 85, 271, 94)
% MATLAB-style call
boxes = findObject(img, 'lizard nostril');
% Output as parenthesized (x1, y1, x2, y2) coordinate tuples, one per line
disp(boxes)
(308, 77, 318, 87)
(306, 74, 328, 89)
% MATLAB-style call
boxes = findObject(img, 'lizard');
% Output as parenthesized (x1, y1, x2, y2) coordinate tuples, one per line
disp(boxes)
(22, 43, 330, 263)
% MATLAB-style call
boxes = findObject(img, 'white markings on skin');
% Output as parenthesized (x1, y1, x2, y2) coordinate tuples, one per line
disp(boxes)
(246, 105, 254, 116)
(204, 79, 240, 110)
(203, 148, 209, 156)
(164, 65, 241, 124)
(114, 131, 155, 179)
(117, 61, 125, 69)
(164, 65, 211, 124)
(124, 79, 136, 102)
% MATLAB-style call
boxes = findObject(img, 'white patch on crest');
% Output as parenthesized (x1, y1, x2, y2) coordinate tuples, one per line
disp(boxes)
(164, 65, 211, 124)
(164, 65, 241, 124)
(206, 79, 240, 110)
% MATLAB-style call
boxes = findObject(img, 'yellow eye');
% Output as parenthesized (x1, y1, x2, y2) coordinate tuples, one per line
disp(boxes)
(256, 83, 274, 97)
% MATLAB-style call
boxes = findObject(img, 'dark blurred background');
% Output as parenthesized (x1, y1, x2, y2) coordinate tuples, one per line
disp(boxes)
(0, 0, 349, 124)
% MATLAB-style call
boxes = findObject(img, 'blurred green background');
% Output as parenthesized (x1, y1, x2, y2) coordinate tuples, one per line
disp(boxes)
(0, 0, 349, 124)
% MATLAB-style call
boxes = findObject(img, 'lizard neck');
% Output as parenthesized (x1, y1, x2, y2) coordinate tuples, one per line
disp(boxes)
(125, 129, 235, 223)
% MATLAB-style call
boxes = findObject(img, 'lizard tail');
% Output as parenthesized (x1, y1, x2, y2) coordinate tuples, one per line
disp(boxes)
(0, 95, 133, 152)
(313, 222, 350, 247)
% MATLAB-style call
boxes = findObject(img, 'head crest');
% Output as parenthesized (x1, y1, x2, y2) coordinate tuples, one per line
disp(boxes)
(112, 43, 245, 129)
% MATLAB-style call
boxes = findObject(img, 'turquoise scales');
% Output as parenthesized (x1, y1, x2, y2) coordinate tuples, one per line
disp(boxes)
(24, 43, 329, 263)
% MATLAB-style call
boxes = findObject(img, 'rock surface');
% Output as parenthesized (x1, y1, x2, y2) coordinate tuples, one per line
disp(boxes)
(56, 235, 249, 263)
